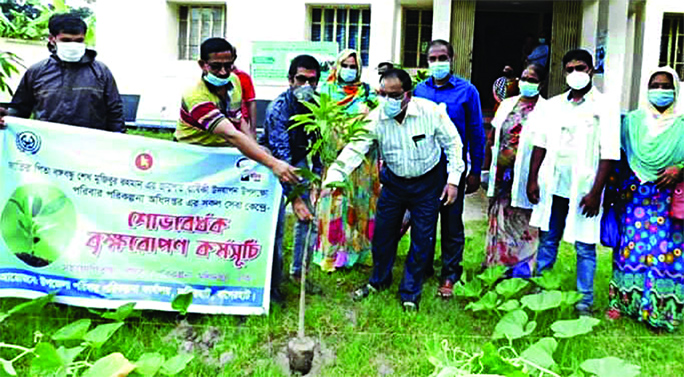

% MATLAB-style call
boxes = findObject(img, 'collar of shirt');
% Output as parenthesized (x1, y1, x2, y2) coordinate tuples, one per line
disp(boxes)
(564, 86, 596, 106)
(377, 98, 421, 121)
(425, 74, 458, 89)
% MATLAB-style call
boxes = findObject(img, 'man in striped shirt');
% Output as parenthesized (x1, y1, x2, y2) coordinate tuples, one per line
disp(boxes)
(324, 69, 465, 311)
(175, 38, 299, 184)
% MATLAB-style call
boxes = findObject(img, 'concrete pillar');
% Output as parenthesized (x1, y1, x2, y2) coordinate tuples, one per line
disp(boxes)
(432, 0, 452, 42)
(580, 0, 599, 48)
(368, 0, 399, 73)
(604, 0, 628, 113)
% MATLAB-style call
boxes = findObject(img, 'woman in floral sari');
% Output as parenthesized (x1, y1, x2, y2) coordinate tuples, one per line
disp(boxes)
(483, 63, 545, 278)
(313, 49, 381, 271)
(608, 67, 684, 331)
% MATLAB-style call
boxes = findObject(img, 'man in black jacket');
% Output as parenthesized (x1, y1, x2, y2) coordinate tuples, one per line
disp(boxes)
(0, 13, 123, 131)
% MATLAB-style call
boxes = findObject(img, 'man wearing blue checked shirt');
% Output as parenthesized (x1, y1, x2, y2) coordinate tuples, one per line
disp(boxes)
(324, 69, 465, 312)
(414, 40, 486, 299)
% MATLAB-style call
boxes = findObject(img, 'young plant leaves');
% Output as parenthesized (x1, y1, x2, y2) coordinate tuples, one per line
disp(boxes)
(454, 278, 482, 298)
(551, 317, 600, 338)
(30, 196, 43, 217)
(101, 302, 137, 322)
(580, 356, 641, 377)
(56, 346, 85, 365)
(498, 299, 521, 312)
(495, 278, 529, 299)
(520, 337, 558, 370)
(521, 290, 563, 312)
(477, 266, 507, 288)
(134, 352, 165, 377)
(81, 353, 135, 377)
(492, 309, 537, 340)
(561, 291, 584, 307)
(531, 271, 563, 290)
(39, 195, 67, 217)
(0, 358, 16, 376)
(51, 319, 91, 341)
(83, 322, 125, 348)
(30, 343, 65, 375)
(474, 342, 528, 377)
(464, 291, 500, 312)
(160, 354, 194, 376)
(171, 292, 193, 315)
(6, 292, 56, 319)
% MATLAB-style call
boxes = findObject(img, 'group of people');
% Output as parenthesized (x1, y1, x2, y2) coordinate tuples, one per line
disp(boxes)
(1, 12, 683, 331)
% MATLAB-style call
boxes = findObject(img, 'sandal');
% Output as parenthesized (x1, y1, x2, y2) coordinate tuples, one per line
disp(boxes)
(352, 283, 378, 301)
(436, 280, 454, 299)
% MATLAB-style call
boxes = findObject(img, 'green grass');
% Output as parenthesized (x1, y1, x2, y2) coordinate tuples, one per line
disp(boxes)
(1, 129, 682, 376)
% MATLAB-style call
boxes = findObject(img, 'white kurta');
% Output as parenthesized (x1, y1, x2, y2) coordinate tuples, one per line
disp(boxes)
(486, 95, 545, 209)
(527, 88, 620, 245)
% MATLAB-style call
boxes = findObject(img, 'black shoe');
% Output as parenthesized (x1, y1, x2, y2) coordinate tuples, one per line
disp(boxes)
(352, 283, 378, 301)
(402, 300, 419, 313)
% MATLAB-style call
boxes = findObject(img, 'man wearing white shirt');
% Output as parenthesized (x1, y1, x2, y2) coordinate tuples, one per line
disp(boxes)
(526, 49, 620, 316)
(324, 69, 465, 311)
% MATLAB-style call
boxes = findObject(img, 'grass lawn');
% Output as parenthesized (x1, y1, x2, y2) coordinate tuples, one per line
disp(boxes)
(1, 130, 682, 376)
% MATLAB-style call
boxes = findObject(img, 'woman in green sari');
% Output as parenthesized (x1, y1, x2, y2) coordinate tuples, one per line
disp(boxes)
(608, 67, 684, 331)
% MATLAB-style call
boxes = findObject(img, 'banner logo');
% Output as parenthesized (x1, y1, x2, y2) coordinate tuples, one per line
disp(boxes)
(16, 131, 41, 155)
(135, 153, 154, 171)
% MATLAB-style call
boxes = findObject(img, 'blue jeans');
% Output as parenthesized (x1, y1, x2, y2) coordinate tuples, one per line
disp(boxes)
(370, 162, 444, 303)
(536, 195, 596, 307)
(271, 200, 286, 302)
(290, 196, 318, 277)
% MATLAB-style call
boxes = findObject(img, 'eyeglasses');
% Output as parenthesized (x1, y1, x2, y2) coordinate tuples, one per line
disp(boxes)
(207, 62, 234, 71)
(294, 75, 318, 85)
(564, 64, 588, 74)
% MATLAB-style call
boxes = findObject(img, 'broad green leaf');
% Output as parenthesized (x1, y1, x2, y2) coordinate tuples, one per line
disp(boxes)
(171, 292, 193, 315)
(475, 343, 528, 377)
(83, 322, 125, 348)
(159, 354, 194, 376)
(464, 291, 499, 312)
(101, 302, 137, 322)
(8, 198, 24, 215)
(1, 358, 16, 376)
(551, 317, 601, 338)
(454, 278, 482, 298)
(492, 309, 536, 340)
(569, 371, 586, 377)
(0, 312, 10, 323)
(53, 0, 68, 12)
(38, 195, 67, 217)
(52, 319, 91, 341)
(8, 293, 56, 316)
(561, 291, 584, 307)
(134, 352, 165, 377)
(56, 346, 85, 365)
(82, 353, 135, 377)
(477, 265, 507, 287)
(495, 279, 529, 299)
(580, 356, 641, 377)
(31, 343, 64, 374)
(531, 271, 563, 290)
(30, 196, 43, 217)
(520, 337, 558, 370)
(498, 299, 521, 312)
(521, 290, 563, 312)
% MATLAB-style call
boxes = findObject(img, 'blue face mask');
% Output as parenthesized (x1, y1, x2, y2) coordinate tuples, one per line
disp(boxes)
(203, 72, 231, 87)
(518, 81, 540, 98)
(429, 61, 451, 80)
(339, 67, 357, 83)
(383, 97, 403, 118)
(648, 89, 675, 108)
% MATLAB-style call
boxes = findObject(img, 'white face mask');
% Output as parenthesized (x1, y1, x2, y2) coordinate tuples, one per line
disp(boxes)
(56, 42, 86, 62)
(566, 71, 591, 90)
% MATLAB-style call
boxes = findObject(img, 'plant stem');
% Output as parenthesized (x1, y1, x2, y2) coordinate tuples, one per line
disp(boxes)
(297, 195, 315, 339)
(9, 348, 34, 363)
(0, 343, 31, 353)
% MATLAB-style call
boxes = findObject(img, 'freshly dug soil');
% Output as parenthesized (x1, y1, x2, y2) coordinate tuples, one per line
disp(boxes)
(287, 337, 316, 375)
(15, 252, 50, 267)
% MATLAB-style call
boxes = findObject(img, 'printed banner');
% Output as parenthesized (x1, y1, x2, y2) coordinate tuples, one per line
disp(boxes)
(0, 117, 281, 315)
(251, 41, 339, 85)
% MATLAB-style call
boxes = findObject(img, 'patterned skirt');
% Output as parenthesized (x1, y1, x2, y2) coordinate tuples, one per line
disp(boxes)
(609, 171, 684, 331)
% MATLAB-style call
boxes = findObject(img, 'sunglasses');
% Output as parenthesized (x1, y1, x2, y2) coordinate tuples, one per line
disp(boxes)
(294, 75, 318, 85)
(207, 62, 234, 71)
(565, 64, 588, 74)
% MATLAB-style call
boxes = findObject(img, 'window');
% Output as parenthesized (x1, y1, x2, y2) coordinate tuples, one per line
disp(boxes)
(178, 5, 226, 60)
(310, 6, 371, 66)
(402, 9, 432, 68)
(660, 13, 684, 79)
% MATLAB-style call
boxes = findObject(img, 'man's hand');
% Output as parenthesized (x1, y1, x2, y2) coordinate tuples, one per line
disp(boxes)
(655, 165, 683, 189)
(527, 179, 540, 204)
(0, 107, 7, 129)
(310, 186, 320, 207)
(440, 184, 459, 206)
(272, 159, 300, 184)
(465, 173, 480, 194)
(292, 196, 313, 221)
(579, 191, 601, 217)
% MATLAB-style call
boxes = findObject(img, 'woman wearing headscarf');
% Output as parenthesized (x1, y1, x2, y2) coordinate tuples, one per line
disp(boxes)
(483, 63, 545, 278)
(313, 49, 381, 272)
(608, 67, 684, 331)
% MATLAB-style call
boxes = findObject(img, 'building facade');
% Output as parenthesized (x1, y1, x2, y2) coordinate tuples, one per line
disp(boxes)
(87, 0, 684, 125)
